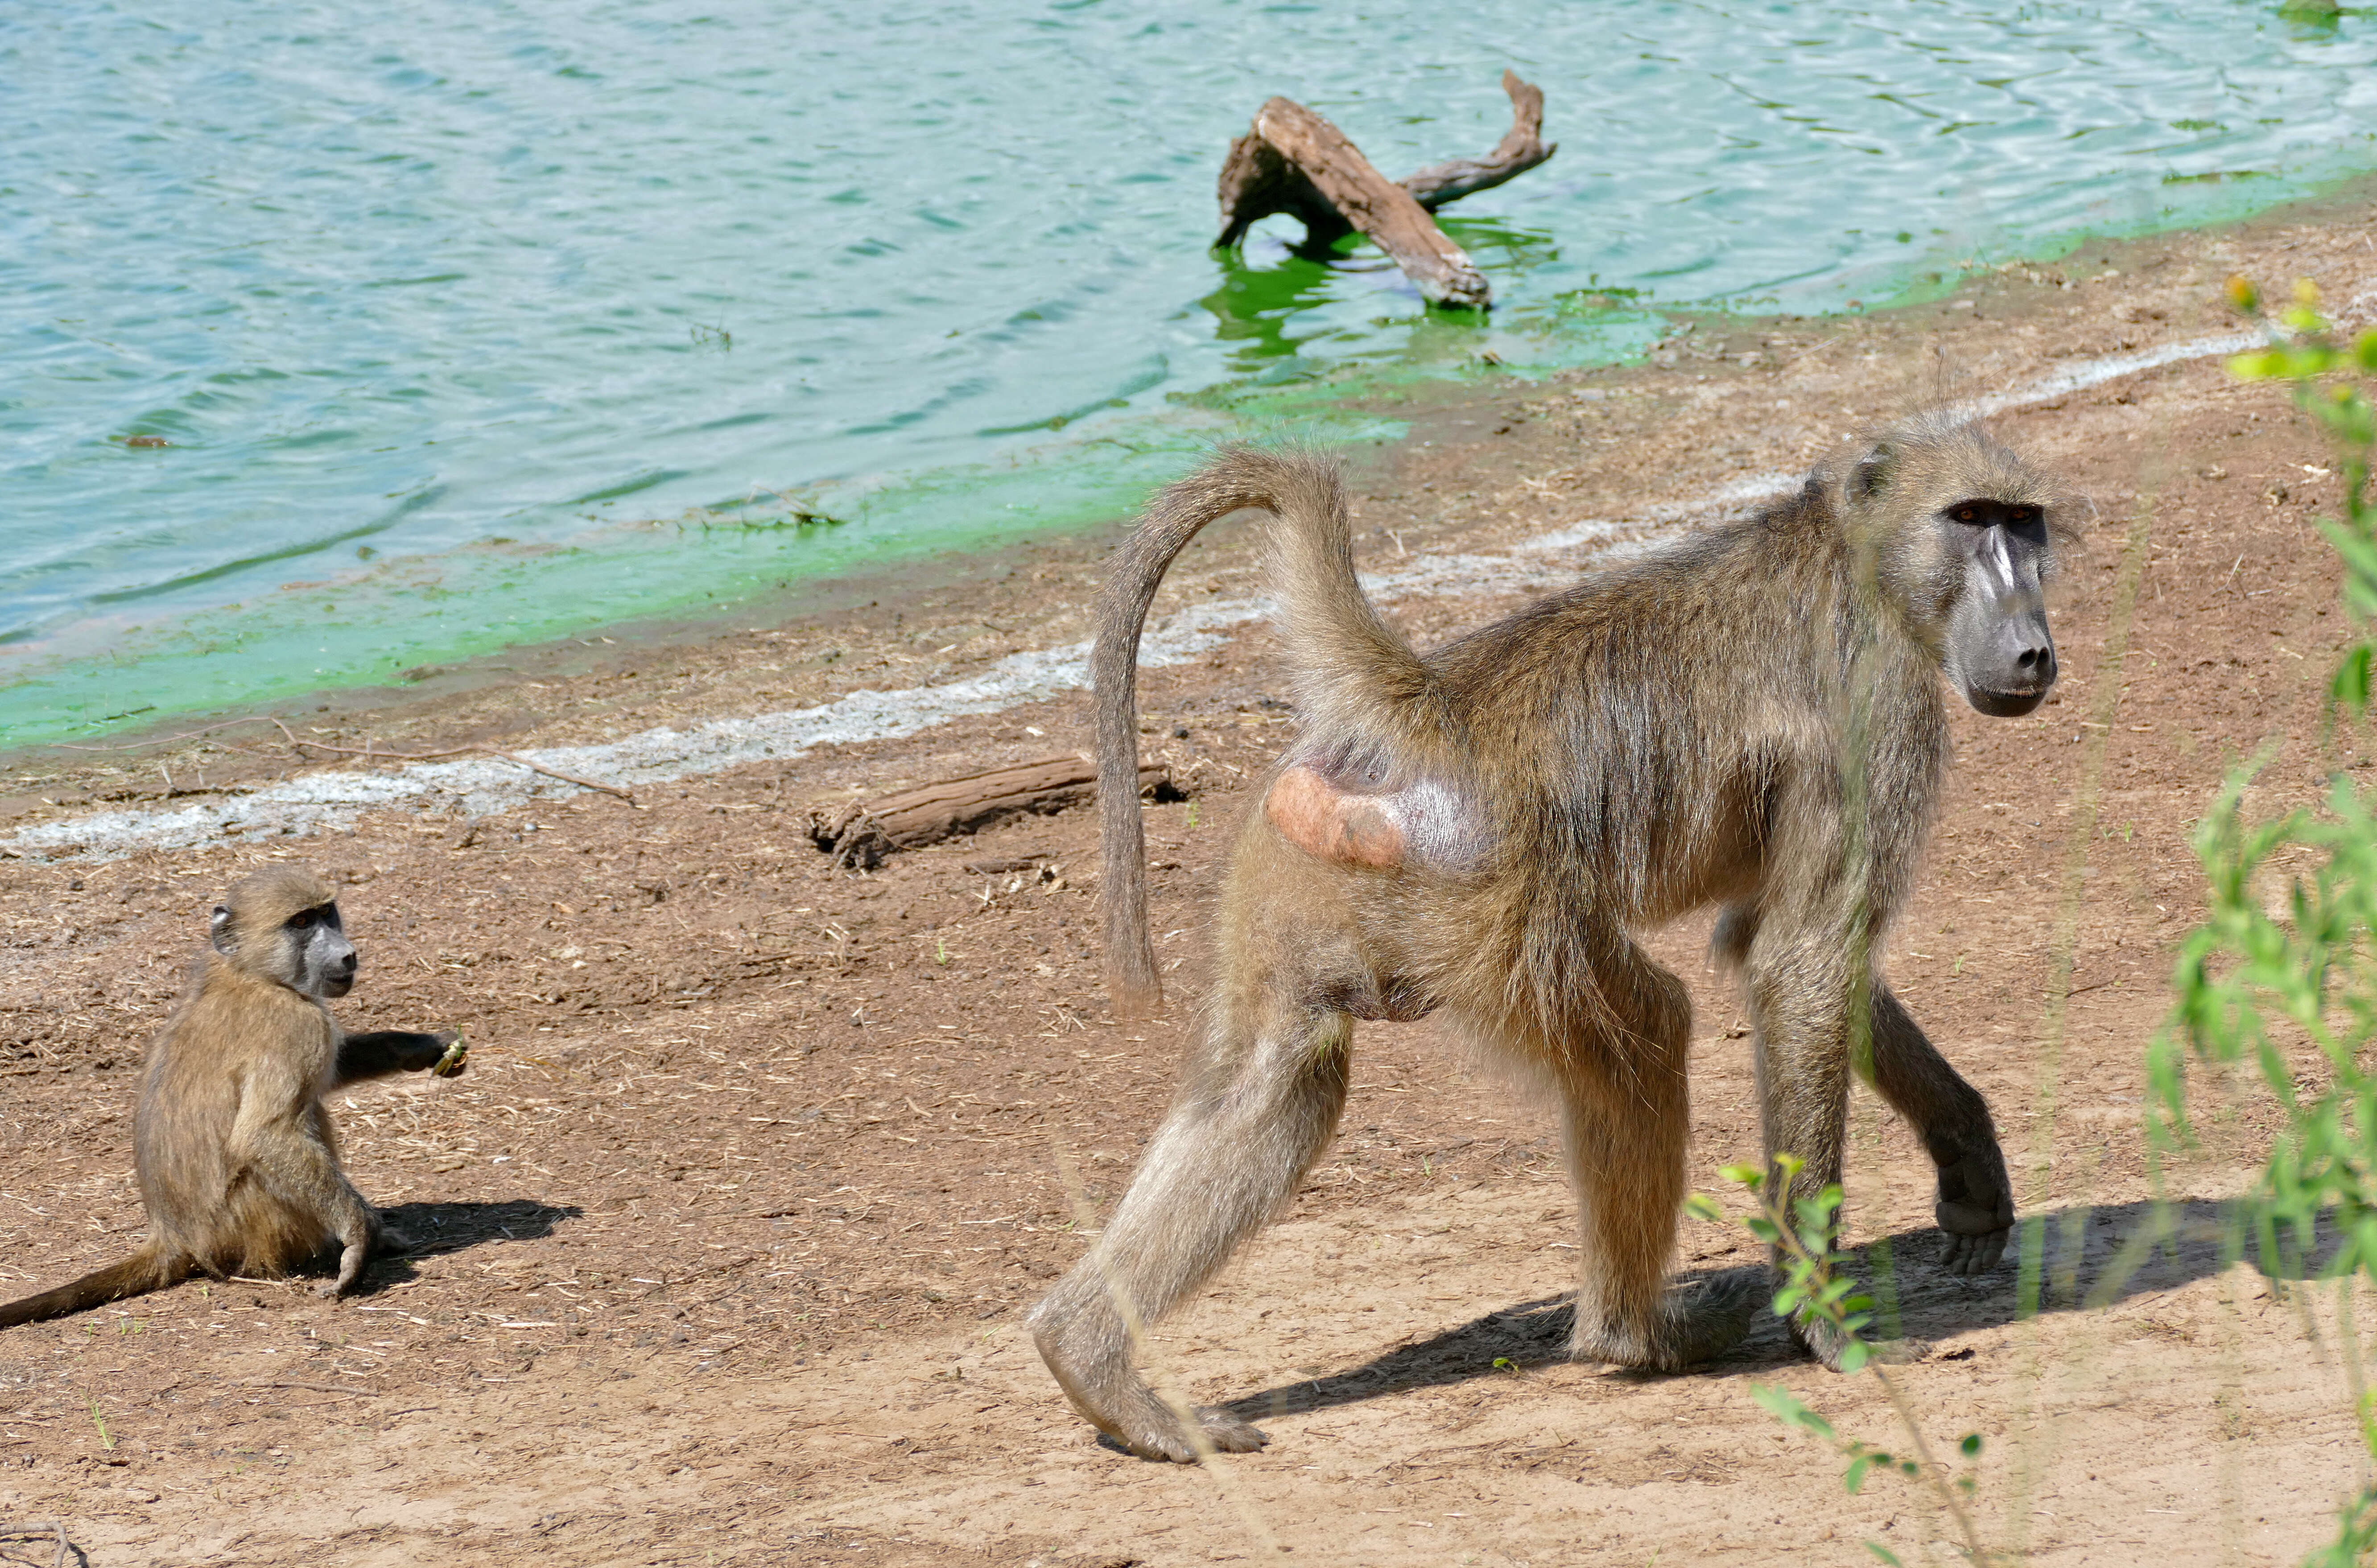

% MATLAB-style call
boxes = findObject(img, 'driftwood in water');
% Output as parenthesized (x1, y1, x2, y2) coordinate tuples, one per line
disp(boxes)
(1213, 70, 1555, 310)
(808, 753, 1175, 869)
(1401, 72, 1556, 210)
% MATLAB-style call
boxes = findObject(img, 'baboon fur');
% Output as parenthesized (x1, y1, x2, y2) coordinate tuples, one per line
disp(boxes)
(1032, 416, 2076, 1460)
(0, 866, 464, 1326)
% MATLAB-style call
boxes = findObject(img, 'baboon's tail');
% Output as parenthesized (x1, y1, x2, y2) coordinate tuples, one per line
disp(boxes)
(0, 1245, 186, 1328)
(1093, 446, 1432, 1011)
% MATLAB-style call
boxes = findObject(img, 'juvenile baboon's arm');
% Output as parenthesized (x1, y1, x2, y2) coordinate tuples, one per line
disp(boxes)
(336, 1029, 465, 1084)
(1865, 987, 2013, 1274)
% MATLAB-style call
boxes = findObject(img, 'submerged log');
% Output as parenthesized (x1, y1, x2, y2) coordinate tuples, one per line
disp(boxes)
(1214, 70, 1556, 310)
(808, 753, 1175, 869)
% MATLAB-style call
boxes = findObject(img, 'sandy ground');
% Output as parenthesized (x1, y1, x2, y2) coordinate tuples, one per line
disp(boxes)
(3, 192, 2377, 1567)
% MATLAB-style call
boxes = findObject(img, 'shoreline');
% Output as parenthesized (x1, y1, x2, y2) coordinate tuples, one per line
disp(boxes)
(0, 317, 2267, 862)
(5, 181, 2374, 852)
(4, 170, 2374, 772)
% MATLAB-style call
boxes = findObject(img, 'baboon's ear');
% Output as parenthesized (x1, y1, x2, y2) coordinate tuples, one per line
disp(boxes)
(210, 905, 235, 955)
(1849, 442, 1898, 502)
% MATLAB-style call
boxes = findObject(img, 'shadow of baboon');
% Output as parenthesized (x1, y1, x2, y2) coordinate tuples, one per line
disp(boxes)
(1221, 1197, 2299, 1426)
(347, 1198, 582, 1294)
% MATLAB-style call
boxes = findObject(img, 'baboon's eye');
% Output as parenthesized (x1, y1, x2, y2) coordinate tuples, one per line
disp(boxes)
(2012, 506, 2037, 523)
(287, 907, 316, 931)
(1955, 506, 1976, 523)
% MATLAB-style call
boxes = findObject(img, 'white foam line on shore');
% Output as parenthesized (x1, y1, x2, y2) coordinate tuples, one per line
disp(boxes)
(1967, 331, 2261, 416)
(3, 327, 2294, 862)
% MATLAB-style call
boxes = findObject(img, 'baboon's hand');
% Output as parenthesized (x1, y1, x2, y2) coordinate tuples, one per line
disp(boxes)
(429, 1030, 468, 1078)
(1935, 1140, 2014, 1275)
(1107, 1401, 1270, 1464)
(319, 1239, 370, 1297)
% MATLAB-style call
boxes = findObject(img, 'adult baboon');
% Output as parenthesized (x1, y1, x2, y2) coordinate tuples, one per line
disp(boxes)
(1031, 416, 2069, 1459)
(0, 867, 467, 1327)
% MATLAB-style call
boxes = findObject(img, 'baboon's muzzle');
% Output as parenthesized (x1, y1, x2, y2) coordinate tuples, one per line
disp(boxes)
(1960, 607, 2057, 717)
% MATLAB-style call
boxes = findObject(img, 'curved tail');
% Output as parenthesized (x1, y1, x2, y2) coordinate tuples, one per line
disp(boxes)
(0, 1246, 187, 1328)
(1093, 446, 1432, 1012)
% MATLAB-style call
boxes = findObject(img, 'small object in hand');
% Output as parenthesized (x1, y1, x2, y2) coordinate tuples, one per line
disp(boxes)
(432, 1034, 469, 1078)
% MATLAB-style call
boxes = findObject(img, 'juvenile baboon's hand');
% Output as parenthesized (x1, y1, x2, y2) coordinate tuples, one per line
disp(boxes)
(429, 1030, 468, 1078)
(1935, 1139, 2014, 1275)
(320, 1239, 371, 1297)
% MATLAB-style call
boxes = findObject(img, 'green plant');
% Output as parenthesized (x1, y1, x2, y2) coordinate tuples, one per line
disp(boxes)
(1700, 1157, 1989, 1564)
(2153, 277, 2377, 1564)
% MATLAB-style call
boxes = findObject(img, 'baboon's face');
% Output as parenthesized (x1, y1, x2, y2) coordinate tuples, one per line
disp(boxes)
(215, 896, 359, 998)
(1931, 497, 2057, 717)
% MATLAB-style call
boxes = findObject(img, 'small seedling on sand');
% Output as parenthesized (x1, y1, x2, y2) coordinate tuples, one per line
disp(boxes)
(2157, 278, 2377, 1566)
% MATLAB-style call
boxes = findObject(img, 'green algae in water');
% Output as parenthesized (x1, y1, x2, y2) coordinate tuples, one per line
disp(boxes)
(6, 0, 2376, 749)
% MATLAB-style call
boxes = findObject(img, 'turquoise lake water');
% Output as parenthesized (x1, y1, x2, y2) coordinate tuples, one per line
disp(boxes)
(6, 1, 2375, 749)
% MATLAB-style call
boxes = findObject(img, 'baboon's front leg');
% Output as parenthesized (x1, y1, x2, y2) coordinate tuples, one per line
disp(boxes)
(1028, 1006, 1353, 1461)
(1868, 986, 2012, 1275)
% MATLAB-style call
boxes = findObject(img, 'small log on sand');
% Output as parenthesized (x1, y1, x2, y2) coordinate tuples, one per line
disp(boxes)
(1214, 70, 1555, 310)
(808, 754, 1175, 869)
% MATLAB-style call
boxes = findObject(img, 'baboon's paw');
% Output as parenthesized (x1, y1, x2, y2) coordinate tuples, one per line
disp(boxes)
(1793, 1314, 1928, 1372)
(1938, 1222, 2009, 1276)
(1666, 1268, 1764, 1362)
(1192, 1407, 1271, 1455)
(1935, 1144, 2014, 1275)
(1098, 1390, 1269, 1462)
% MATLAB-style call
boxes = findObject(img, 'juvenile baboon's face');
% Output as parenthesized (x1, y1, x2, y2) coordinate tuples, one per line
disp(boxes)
(1931, 496, 2057, 716)
(213, 889, 358, 999)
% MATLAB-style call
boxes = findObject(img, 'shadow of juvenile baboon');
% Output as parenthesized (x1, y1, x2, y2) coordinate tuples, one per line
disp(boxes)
(349, 1198, 582, 1293)
(1221, 1196, 2295, 1426)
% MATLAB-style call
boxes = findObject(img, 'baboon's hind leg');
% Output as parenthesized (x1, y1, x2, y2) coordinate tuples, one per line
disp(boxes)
(1557, 943, 1759, 1370)
(1029, 1000, 1352, 1462)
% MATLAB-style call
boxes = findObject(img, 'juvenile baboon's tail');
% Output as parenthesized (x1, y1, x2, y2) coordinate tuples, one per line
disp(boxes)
(0, 1245, 187, 1328)
(1093, 446, 1432, 1012)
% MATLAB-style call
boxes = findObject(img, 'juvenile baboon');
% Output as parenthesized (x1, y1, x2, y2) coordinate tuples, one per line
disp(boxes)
(0, 867, 466, 1327)
(1031, 416, 2071, 1459)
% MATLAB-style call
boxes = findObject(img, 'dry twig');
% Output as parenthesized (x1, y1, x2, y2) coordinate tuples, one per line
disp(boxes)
(0, 1521, 68, 1568)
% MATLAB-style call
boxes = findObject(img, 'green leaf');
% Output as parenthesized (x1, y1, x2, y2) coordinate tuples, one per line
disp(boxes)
(1683, 1192, 1725, 1222)
(1960, 1432, 1983, 1457)
(2333, 646, 2372, 714)
(1865, 1544, 1905, 1567)
(1838, 1340, 1871, 1374)
(1750, 1383, 1836, 1441)
(1718, 1163, 1765, 1191)
(1845, 1454, 1873, 1493)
